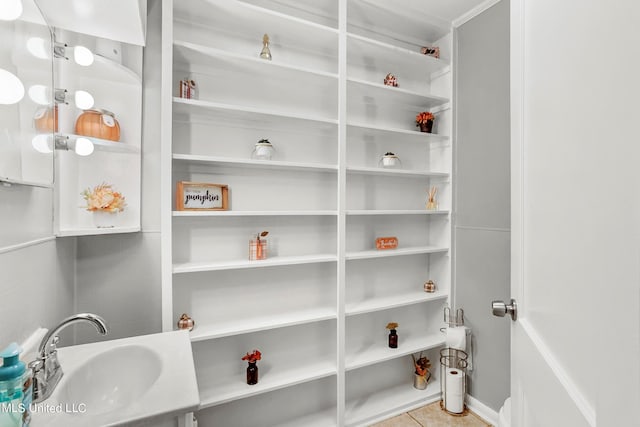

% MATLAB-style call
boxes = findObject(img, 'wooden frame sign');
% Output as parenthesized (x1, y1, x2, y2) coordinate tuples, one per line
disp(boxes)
(176, 182, 228, 211)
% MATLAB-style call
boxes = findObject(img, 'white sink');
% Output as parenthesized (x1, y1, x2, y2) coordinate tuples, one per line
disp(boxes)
(59, 345, 163, 416)
(31, 331, 199, 427)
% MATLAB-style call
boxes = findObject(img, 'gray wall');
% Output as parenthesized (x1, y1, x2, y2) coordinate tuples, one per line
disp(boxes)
(73, 0, 164, 344)
(0, 186, 75, 352)
(454, 0, 510, 412)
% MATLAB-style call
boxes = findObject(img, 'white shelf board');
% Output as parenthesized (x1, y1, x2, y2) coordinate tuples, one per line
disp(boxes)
(348, 78, 449, 109)
(199, 360, 337, 409)
(0, 177, 53, 189)
(345, 380, 441, 427)
(189, 307, 337, 343)
(347, 32, 450, 75)
(276, 409, 337, 427)
(174, 40, 338, 80)
(172, 154, 337, 172)
(64, 54, 141, 85)
(173, 254, 338, 274)
(346, 210, 448, 216)
(36, 0, 146, 46)
(346, 290, 449, 317)
(347, 121, 449, 142)
(173, 97, 338, 126)
(346, 332, 445, 371)
(56, 225, 140, 237)
(58, 133, 140, 154)
(173, 210, 337, 217)
(347, 0, 450, 47)
(174, 0, 338, 55)
(346, 246, 448, 261)
(346, 166, 449, 178)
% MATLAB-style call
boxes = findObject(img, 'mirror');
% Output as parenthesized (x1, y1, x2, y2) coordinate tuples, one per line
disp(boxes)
(0, 0, 54, 186)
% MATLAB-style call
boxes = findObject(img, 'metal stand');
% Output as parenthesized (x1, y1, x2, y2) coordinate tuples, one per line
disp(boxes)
(440, 347, 468, 415)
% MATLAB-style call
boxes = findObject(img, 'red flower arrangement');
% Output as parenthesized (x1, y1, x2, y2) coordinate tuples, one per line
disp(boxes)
(415, 111, 435, 125)
(242, 349, 262, 363)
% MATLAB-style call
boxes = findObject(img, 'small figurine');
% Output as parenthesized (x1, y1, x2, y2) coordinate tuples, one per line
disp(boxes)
(384, 73, 398, 87)
(260, 34, 272, 60)
(424, 280, 436, 293)
(177, 313, 195, 331)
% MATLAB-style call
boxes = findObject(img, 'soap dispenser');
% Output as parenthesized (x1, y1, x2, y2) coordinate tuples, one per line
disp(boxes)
(0, 343, 31, 427)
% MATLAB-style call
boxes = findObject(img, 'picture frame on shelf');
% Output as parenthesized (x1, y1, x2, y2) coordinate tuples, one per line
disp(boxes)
(176, 181, 229, 211)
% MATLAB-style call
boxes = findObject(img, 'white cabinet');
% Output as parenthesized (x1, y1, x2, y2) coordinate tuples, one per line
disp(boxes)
(53, 29, 143, 236)
(161, 0, 452, 425)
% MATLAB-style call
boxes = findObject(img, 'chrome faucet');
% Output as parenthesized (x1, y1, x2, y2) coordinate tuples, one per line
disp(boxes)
(29, 313, 108, 403)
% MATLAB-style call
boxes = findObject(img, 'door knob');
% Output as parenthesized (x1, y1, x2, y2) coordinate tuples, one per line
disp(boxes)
(492, 299, 517, 321)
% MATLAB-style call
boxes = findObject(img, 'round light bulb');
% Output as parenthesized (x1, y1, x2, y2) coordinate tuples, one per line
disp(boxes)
(74, 90, 94, 109)
(74, 137, 94, 156)
(0, 0, 23, 21)
(0, 68, 25, 105)
(28, 84, 49, 105)
(31, 134, 52, 153)
(26, 37, 49, 60)
(73, 45, 94, 66)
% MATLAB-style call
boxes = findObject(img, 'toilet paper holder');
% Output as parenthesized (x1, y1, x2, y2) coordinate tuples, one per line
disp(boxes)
(444, 307, 464, 328)
(440, 347, 468, 415)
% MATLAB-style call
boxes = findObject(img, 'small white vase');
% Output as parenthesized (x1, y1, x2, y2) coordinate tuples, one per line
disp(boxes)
(92, 210, 118, 228)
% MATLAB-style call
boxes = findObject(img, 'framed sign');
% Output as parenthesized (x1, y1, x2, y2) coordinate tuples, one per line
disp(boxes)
(176, 182, 228, 211)
(376, 236, 398, 250)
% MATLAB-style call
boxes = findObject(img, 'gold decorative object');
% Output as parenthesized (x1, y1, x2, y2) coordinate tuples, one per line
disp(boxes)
(260, 34, 272, 60)
(177, 313, 195, 331)
(424, 280, 436, 293)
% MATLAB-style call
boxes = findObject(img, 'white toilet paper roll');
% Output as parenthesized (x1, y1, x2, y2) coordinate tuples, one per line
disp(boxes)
(445, 368, 464, 395)
(446, 326, 466, 351)
(444, 391, 464, 413)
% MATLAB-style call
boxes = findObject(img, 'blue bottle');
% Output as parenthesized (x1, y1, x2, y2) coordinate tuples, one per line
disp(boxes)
(0, 343, 30, 427)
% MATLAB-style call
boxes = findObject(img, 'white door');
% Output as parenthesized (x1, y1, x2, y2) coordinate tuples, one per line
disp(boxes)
(507, 0, 640, 426)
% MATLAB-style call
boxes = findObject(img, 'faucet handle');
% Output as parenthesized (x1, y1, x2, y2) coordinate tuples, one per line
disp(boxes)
(28, 359, 44, 372)
(46, 336, 59, 355)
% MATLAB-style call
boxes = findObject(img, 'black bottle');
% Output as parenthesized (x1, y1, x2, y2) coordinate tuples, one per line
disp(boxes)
(388, 329, 398, 348)
(247, 362, 258, 385)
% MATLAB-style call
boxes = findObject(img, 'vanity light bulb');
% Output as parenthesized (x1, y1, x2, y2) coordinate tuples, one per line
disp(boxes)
(73, 46, 94, 66)
(0, 0, 23, 21)
(31, 134, 52, 153)
(27, 84, 49, 105)
(0, 68, 25, 105)
(74, 137, 94, 156)
(26, 37, 49, 59)
(74, 90, 94, 109)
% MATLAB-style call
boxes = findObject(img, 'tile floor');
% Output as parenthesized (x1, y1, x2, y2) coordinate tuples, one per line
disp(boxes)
(371, 402, 492, 427)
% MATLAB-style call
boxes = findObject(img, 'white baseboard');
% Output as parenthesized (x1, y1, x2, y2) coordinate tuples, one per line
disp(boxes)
(466, 394, 500, 426)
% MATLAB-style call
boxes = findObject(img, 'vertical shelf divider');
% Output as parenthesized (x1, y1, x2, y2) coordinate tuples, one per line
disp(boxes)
(336, 1, 348, 425)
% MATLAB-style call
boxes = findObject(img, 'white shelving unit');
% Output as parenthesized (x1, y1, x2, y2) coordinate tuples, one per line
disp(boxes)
(172, 254, 338, 274)
(161, 0, 453, 425)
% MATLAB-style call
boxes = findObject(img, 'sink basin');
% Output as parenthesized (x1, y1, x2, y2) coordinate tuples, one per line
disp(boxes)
(58, 345, 162, 416)
(30, 330, 199, 427)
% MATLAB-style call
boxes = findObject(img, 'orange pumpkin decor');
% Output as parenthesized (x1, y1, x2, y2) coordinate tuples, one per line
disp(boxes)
(75, 109, 121, 141)
(33, 105, 58, 133)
